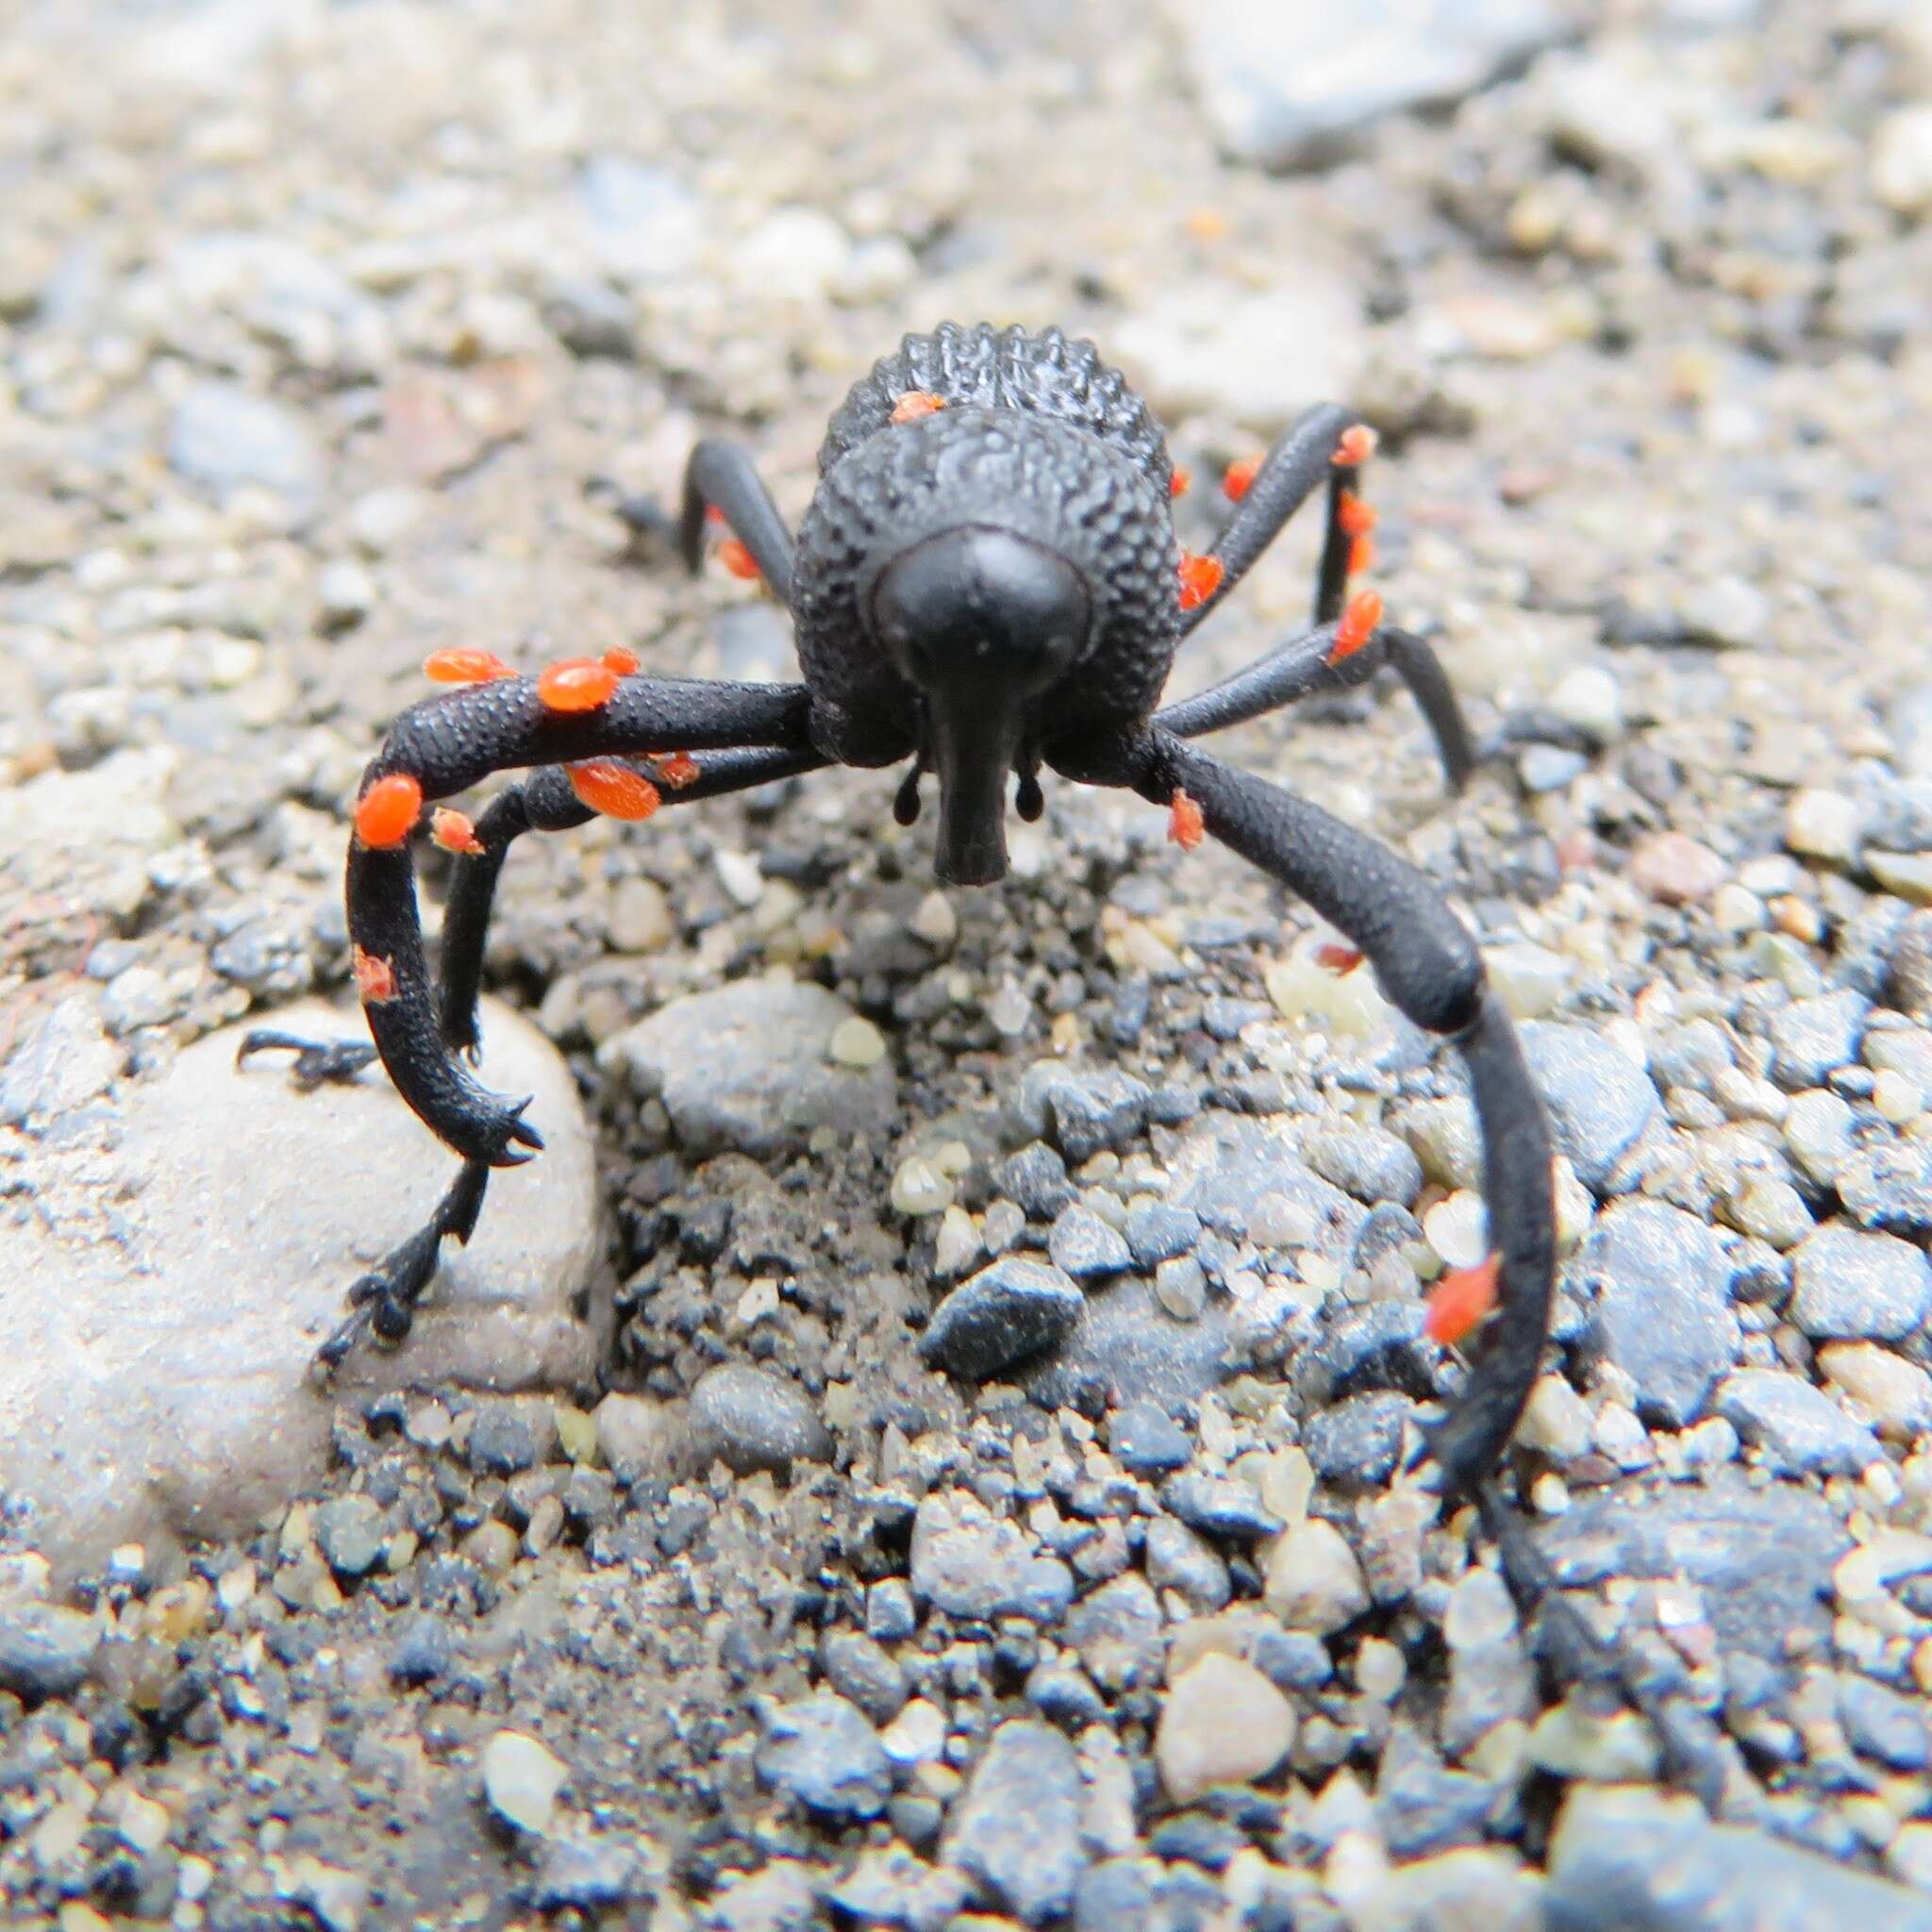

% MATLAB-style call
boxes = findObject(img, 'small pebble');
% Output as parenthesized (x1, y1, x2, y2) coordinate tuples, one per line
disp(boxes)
(482, 1729, 569, 1836)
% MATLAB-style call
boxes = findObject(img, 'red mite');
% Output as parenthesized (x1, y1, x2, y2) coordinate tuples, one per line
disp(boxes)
(1167, 787, 1205, 850)
(430, 808, 485, 857)
(718, 538, 760, 580)
(354, 774, 423, 849)
(1177, 552, 1223, 612)
(1327, 589, 1383, 664)
(568, 759, 661, 821)
(1333, 423, 1378, 467)
(1222, 455, 1260, 501)
(537, 658, 621, 712)
(424, 647, 513, 684)
(1425, 1253, 1502, 1345)
(1315, 941, 1366, 974)
(351, 944, 396, 1004)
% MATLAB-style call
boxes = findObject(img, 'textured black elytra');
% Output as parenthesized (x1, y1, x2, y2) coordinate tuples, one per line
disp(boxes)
(247, 323, 1719, 1803)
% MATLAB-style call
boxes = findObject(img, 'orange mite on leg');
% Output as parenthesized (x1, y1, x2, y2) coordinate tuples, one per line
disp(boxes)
(568, 758, 661, 822)
(1326, 588, 1383, 664)
(1333, 424, 1378, 467)
(717, 538, 760, 581)
(1349, 533, 1375, 575)
(1167, 786, 1205, 851)
(1169, 464, 1192, 500)
(354, 774, 423, 849)
(1315, 941, 1365, 975)
(656, 752, 700, 789)
(1424, 1252, 1502, 1346)
(423, 647, 513, 684)
(1222, 456, 1261, 502)
(602, 645, 641, 675)
(1177, 552, 1224, 612)
(1337, 493, 1377, 538)
(430, 808, 485, 857)
(889, 390, 946, 425)
(352, 944, 397, 1004)
(537, 658, 621, 712)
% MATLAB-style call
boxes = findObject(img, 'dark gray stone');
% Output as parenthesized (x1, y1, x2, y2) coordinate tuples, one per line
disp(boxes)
(1716, 1371, 1883, 1477)
(1523, 1022, 1661, 1192)
(1107, 1397, 1192, 1476)
(996, 1142, 1075, 1220)
(1251, 1626, 1334, 1692)
(1304, 1391, 1416, 1486)
(387, 1614, 456, 1687)
(688, 1364, 832, 1475)
(1580, 1200, 1740, 1427)
(1293, 1299, 1442, 1407)
(945, 1721, 1089, 1926)
(1047, 1204, 1133, 1281)
(757, 1692, 891, 1823)
(919, 1257, 1084, 1380)
(1539, 1469, 1848, 1666)
(466, 1401, 541, 1475)
(1546, 1783, 1932, 1932)
(1790, 1224, 1932, 1341)
(1376, 1725, 1493, 1859)
(1013, 1064, 1153, 1163)
(818, 1629, 909, 1725)
(1125, 1201, 1202, 1268)
(1160, 1474, 1282, 1541)
(1769, 990, 1872, 1091)
(0, 1604, 100, 1700)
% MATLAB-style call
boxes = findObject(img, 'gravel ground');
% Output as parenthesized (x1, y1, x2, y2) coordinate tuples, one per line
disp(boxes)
(5, 1, 1932, 1927)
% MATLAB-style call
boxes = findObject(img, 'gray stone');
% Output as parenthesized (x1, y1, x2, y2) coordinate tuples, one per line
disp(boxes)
(1124, 1201, 1201, 1268)
(919, 1257, 1083, 1380)
(1046, 1203, 1132, 1280)
(1523, 1023, 1661, 1192)
(1160, 1474, 1282, 1541)
(757, 1692, 890, 1823)
(1841, 1674, 1932, 1772)
(910, 1489, 1055, 1621)
(0, 1604, 100, 1700)
(827, 1846, 972, 1932)
(1306, 1124, 1424, 1208)
(1064, 1573, 1164, 1691)
(600, 978, 896, 1159)
(1165, 1112, 1368, 1254)
(1293, 1300, 1443, 1407)
(945, 1721, 1087, 1926)
(314, 1494, 388, 1578)
(1541, 1470, 1847, 1666)
(688, 1364, 831, 1475)
(1546, 1782, 1932, 1932)
(0, 994, 119, 1127)
(1305, 1391, 1417, 1487)
(167, 380, 325, 520)
(1716, 1372, 1884, 1477)
(1838, 1140, 1932, 1238)
(818, 1629, 908, 1726)
(0, 998, 603, 1584)
(1144, 1518, 1231, 1611)
(1580, 1200, 1741, 1426)
(1012, 1063, 1152, 1162)
(995, 1142, 1074, 1220)
(1107, 1398, 1192, 1476)
(1025, 1275, 1242, 1413)
(1168, 0, 1569, 172)
(1769, 990, 1872, 1091)
(1790, 1224, 1932, 1341)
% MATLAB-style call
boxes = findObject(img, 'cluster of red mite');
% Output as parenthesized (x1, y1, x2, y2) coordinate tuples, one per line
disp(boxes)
(346, 406, 1500, 1346)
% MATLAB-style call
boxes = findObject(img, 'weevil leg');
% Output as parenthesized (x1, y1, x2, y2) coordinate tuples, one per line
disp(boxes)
(438, 743, 828, 1057)
(1181, 404, 1360, 633)
(1154, 617, 1477, 792)
(677, 439, 795, 600)
(314, 1156, 493, 1373)
(235, 1030, 379, 1090)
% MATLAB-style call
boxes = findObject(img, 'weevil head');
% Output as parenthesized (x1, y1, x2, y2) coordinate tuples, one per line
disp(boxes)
(870, 527, 1089, 884)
